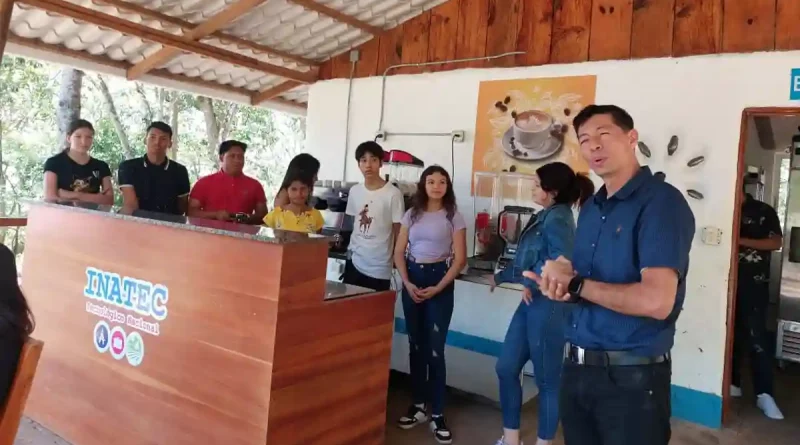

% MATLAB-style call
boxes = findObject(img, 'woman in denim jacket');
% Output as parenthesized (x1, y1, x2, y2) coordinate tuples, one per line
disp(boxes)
(491, 162, 594, 445)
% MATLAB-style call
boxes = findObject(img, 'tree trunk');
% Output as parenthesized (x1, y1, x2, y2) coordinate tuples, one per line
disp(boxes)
(135, 83, 153, 124)
(56, 68, 84, 151)
(94, 75, 133, 158)
(169, 92, 180, 159)
(197, 96, 220, 163)
(157, 88, 167, 121)
(218, 104, 238, 144)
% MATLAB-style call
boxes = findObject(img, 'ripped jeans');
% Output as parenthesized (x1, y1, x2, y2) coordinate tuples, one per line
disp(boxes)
(496, 298, 567, 440)
(401, 259, 455, 415)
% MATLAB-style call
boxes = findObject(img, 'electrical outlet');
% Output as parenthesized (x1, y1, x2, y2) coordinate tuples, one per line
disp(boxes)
(451, 130, 465, 143)
(349, 50, 360, 62)
(375, 130, 387, 141)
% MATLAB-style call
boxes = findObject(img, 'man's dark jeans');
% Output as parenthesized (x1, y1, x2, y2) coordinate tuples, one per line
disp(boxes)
(732, 277, 774, 396)
(560, 360, 672, 445)
(342, 259, 391, 291)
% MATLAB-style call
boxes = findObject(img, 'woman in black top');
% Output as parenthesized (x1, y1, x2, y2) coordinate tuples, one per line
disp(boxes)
(43, 119, 114, 205)
(0, 244, 34, 406)
(273, 153, 320, 209)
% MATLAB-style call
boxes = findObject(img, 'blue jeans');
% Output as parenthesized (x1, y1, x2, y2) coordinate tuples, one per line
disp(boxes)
(496, 296, 567, 440)
(401, 260, 455, 415)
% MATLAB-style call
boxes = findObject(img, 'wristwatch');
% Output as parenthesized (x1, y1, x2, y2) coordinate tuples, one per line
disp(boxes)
(566, 275, 584, 303)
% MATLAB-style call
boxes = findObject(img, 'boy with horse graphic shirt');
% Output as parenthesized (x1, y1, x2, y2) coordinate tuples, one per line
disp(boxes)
(344, 141, 405, 291)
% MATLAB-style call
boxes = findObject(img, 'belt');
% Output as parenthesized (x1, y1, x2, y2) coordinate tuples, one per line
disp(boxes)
(406, 253, 451, 266)
(566, 344, 670, 367)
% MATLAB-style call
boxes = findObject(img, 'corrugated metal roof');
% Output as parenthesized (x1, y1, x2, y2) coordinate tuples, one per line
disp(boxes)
(5, 0, 449, 114)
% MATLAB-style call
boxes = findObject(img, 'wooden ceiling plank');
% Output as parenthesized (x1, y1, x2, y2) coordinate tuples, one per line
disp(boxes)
(673, 0, 723, 56)
(128, 0, 270, 80)
(8, 33, 307, 110)
(427, 0, 459, 72)
(721, 0, 776, 53)
(251, 80, 302, 105)
(485, 0, 522, 69)
(776, 0, 800, 50)
(631, 0, 675, 58)
(287, 0, 384, 35)
(589, 0, 633, 61)
(550, 0, 592, 64)
(0, 0, 14, 60)
(94, 0, 316, 66)
(18, 0, 316, 83)
(455, 0, 490, 69)
(516, 0, 554, 67)
(398, 10, 432, 75)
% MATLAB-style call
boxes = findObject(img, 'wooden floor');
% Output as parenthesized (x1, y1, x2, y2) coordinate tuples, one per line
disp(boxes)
(14, 367, 800, 445)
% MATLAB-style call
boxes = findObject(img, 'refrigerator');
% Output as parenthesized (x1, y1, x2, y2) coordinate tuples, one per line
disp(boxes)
(776, 133, 800, 364)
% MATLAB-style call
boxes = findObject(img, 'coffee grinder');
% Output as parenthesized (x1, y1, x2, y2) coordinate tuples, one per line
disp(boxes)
(495, 205, 537, 272)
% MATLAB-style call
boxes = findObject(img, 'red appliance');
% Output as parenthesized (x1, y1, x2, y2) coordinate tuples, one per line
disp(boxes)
(383, 150, 424, 167)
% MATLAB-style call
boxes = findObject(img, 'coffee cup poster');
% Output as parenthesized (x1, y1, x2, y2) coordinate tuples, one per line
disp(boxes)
(471, 75, 597, 195)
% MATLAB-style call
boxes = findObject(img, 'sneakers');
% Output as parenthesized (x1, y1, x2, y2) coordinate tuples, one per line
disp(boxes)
(756, 393, 784, 420)
(495, 438, 522, 445)
(397, 405, 452, 443)
(430, 415, 452, 444)
(730, 385, 742, 397)
(397, 404, 428, 429)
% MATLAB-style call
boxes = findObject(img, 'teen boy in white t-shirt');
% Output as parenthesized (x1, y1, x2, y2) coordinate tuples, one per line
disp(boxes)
(344, 141, 405, 291)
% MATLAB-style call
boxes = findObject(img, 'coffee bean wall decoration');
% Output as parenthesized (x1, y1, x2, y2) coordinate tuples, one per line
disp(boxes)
(687, 189, 704, 200)
(637, 135, 705, 201)
(687, 156, 705, 167)
(668, 135, 679, 156)
(637, 141, 652, 158)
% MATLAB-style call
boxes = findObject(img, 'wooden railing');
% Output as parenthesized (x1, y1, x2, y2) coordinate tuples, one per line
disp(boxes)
(0, 218, 26, 228)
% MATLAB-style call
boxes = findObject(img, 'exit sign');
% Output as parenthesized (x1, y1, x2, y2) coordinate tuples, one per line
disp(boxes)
(792, 69, 800, 100)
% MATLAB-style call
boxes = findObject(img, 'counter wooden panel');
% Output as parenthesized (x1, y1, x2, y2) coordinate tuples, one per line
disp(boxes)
(20, 203, 395, 445)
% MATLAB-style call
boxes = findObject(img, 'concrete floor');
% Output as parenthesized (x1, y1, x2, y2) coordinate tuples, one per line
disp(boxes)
(14, 368, 800, 445)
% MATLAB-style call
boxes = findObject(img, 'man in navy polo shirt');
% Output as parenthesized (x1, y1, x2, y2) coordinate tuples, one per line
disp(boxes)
(525, 105, 695, 444)
(118, 122, 190, 216)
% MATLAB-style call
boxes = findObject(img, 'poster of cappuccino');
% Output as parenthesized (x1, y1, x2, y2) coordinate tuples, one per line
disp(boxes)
(471, 75, 597, 195)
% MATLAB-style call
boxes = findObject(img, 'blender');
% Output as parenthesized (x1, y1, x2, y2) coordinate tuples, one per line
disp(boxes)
(495, 205, 537, 272)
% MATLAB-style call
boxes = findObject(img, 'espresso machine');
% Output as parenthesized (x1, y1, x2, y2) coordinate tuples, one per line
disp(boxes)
(495, 205, 537, 272)
(314, 180, 356, 255)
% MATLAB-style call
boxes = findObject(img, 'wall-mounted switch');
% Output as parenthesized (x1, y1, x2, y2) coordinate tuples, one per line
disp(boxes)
(701, 226, 723, 245)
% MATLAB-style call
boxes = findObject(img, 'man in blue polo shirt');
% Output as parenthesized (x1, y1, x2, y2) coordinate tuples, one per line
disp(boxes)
(525, 105, 695, 444)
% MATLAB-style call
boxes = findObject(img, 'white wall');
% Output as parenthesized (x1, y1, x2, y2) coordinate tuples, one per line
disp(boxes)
(305, 50, 800, 401)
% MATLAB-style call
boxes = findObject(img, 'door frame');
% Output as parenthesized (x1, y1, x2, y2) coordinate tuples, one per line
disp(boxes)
(722, 107, 800, 424)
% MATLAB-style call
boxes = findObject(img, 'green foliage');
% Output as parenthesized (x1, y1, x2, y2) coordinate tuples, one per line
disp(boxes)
(0, 54, 305, 256)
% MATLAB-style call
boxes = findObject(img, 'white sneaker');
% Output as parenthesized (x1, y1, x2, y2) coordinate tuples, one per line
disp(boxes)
(730, 385, 743, 397)
(495, 438, 522, 445)
(756, 394, 784, 420)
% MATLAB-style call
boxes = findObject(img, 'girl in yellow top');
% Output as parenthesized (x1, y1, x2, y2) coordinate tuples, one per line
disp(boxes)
(264, 175, 324, 234)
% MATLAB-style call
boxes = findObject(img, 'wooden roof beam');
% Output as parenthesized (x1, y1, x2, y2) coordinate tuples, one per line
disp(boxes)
(0, 0, 14, 60)
(18, 0, 316, 83)
(127, 0, 270, 80)
(251, 80, 301, 105)
(287, 0, 384, 36)
(93, 0, 317, 67)
(7, 33, 307, 111)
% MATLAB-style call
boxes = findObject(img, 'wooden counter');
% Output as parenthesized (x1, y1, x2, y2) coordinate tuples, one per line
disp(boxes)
(20, 202, 396, 445)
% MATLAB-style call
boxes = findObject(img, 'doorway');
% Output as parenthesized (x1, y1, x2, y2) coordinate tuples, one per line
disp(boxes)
(723, 107, 800, 426)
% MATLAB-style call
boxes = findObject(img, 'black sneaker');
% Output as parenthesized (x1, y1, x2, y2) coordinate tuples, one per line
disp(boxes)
(397, 404, 428, 429)
(429, 415, 452, 444)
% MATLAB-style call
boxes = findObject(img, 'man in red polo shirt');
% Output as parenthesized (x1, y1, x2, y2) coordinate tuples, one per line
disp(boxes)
(188, 140, 268, 224)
